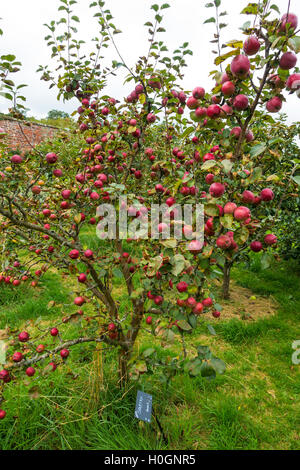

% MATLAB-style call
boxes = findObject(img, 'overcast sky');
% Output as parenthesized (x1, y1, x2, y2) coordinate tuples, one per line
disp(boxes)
(0, 0, 299, 123)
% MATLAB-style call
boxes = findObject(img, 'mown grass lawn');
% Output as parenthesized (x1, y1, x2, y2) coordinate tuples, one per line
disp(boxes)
(0, 257, 299, 450)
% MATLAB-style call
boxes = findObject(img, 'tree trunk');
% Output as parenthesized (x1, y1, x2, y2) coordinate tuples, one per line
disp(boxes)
(222, 260, 232, 300)
(118, 348, 131, 387)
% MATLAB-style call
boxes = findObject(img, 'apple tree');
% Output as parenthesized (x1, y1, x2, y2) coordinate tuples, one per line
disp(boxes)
(0, 0, 299, 419)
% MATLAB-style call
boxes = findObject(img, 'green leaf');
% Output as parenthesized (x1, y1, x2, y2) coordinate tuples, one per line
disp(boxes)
(201, 361, 216, 378)
(207, 324, 217, 336)
(215, 48, 239, 65)
(188, 314, 198, 329)
(204, 17, 216, 24)
(250, 143, 266, 158)
(292, 175, 300, 186)
(161, 239, 177, 249)
(143, 348, 156, 358)
(197, 345, 213, 360)
(241, 3, 258, 15)
(221, 159, 233, 174)
(214, 0, 221, 6)
(220, 214, 233, 229)
(151, 4, 159, 12)
(270, 4, 280, 14)
(226, 40, 243, 49)
(112, 268, 123, 279)
(235, 226, 249, 245)
(201, 160, 217, 170)
(288, 37, 300, 54)
(240, 20, 251, 31)
(205, 204, 219, 217)
(177, 319, 192, 331)
(261, 252, 273, 270)
(210, 357, 226, 374)
(247, 167, 262, 184)
(172, 254, 186, 276)
(161, 3, 170, 9)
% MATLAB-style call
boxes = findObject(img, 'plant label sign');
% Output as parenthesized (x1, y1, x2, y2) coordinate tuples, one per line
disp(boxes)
(134, 390, 152, 423)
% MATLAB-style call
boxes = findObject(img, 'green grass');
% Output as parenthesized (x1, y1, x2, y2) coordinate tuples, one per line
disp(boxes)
(0, 258, 299, 450)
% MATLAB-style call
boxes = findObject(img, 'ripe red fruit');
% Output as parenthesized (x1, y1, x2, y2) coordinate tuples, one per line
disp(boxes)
(195, 107, 207, 118)
(243, 36, 260, 56)
(187, 96, 199, 109)
(69, 249, 80, 259)
(286, 73, 300, 91)
(203, 297, 213, 308)
(145, 316, 152, 325)
(187, 297, 197, 308)
(18, 331, 29, 342)
(147, 113, 156, 123)
(32, 185, 41, 195)
(74, 296, 85, 306)
(224, 202, 237, 214)
(188, 239, 202, 253)
(158, 222, 168, 234)
(217, 235, 232, 250)
(193, 302, 203, 315)
(26, 367, 35, 377)
(166, 197, 175, 207)
(177, 281, 188, 293)
(206, 104, 221, 119)
(205, 173, 214, 184)
(12, 351, 23, 362)
(250, 241, 263, 252)
(0, 410, 6, 419)
(50, 327, 59, 337)
(279, 13, 298, 32)
(46, 152, 58, 164)
(234, 206, 251, 221)
(221, 104, 233, 115)
(246, 130, 254, 142)
(61, 189, 71, 200)
(108, 323, 116, 331)
(192, 87, 205, 99)
(60, 349, 69, 359)
(11, 154, 23, 164)
(209, 182, 225, 198)
(212, 311, 221, 318)
(242, 190, 255, 204)
(0, 370, 10, 381)
(264, 234, 277, 245)
(266, 96, 282, 113)
(84, 249, 94, 259)
(222, 81, 235, 96)
(233, 94, 249, 111)
(78, 273, 87, 283)
(230, 127, 242, 138)
(260, 188, 274, 201)
(36, 344, 45, 353)
(230, 55, 250, 78)
(49, 362, 57, 372)
(90, 192, 100, 200)
(279, 52, 297, 70)
(155, 184, 164, 193)
(154, 295, 163, 306)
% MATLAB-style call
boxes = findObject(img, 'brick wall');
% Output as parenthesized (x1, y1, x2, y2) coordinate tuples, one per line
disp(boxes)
(0, 117, 59, 153)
